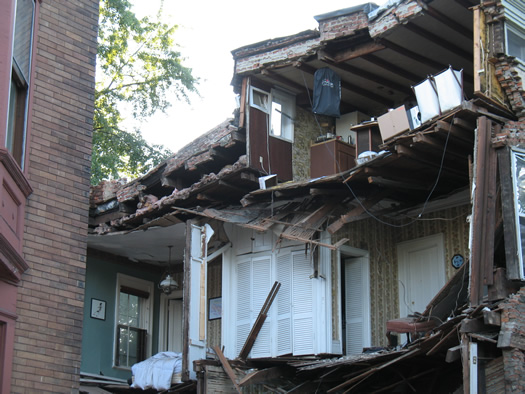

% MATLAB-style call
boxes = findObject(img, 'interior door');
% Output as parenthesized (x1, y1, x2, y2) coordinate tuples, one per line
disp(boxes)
(344, 257, 369, 355)
(167, 299, 183, 352)
(397, 234, 446, 318)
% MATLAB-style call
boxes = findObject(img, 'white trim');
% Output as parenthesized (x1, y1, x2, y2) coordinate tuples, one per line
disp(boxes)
(113, 273, 154, 369)
(510, 148, 525, 280)
(469, 342, 478, 394)
(249, 86, 270, 113)
(270, 88, 295, 143)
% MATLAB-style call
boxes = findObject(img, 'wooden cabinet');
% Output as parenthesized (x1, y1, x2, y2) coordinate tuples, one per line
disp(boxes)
(310, 139, 356, 178)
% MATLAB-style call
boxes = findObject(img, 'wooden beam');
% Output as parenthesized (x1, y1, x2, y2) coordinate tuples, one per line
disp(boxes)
(404, 23, 472, 62)
(368, 176, 430, 191)
(294, 201, 338, 228)
(238, 282, 281, 360)
(483, 310, 501, 326)
(327, 190, 391, 234)
(446, 345, 462, 363)
(261, 68, 309, 94)
(426, 327, 459, 356)
(218, 180, 249, 195)
(460, 317, 486, 333)
(470, 117, 493, 305)
(362, 54, 422, 83)
(329, 41, 386, 63)
(378, 39, 446, 72)
(412, 133, 468, 162)
(239, 77, 247, 128)
(238, 367, 288, 387)
(324, 59, 412, 96)
(395, 144, 467, 179)
(213, 346, 242, 394)
(423, 5, 473, 39)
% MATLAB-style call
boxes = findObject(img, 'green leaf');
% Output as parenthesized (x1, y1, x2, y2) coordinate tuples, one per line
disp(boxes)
(92, 0, 198, 185)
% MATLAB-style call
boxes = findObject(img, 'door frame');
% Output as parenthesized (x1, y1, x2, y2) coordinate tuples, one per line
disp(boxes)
(336, 245, 370, 355)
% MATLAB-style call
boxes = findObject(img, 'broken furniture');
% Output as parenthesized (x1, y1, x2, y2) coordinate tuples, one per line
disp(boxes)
(386, 317, 438, 347)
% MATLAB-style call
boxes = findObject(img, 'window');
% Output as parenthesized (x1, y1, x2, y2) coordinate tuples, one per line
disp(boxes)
(270, 89, 295, 142)
(249, 87, 270, 113)
(249, 86, 296, 142)
(511, 149, 525, 279)
(506, 23, 525, 62)
(6, 0, 35, 167)
(114, 275, 153, 368)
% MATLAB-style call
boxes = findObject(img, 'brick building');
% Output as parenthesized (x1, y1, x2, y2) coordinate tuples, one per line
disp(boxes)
(0, 0, 98, 392)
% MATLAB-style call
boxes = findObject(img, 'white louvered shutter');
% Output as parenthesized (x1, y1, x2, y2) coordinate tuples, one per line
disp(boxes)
(345, 257, 365, 355)
(236, 260, 251, 355)
(250, 255, 272, 357)
(292, 251, 315, 355)
(276, 250, 292, 355)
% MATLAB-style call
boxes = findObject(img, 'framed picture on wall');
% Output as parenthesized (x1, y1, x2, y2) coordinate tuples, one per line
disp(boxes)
(90, 298, 106, 320)
(208, 297, 222, 320)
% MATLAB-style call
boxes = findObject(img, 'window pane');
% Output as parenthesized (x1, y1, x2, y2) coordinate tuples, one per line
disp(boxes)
(118, 327, 129, 366)
(271, 102, 282, 137)
(508, 27, 525, 61)
(13, 0, 35, 82)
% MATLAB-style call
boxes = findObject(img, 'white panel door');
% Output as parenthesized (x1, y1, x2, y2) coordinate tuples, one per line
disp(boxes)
(167, 299, 183, 352)
(250, 255, 272, 357)
(397, 234, 445, 318)
(292, 251, 314, 355)
(344, 257, 369, 355)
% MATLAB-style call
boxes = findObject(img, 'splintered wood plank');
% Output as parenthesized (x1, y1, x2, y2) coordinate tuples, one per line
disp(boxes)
(238, 367, 286, 387)
(213, 346, 242, 394)
(238, 282, 281, 360)
(327, 190, 390, 234)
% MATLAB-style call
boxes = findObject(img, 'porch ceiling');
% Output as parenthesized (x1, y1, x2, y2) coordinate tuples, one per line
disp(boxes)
(87, 222, 187, 265)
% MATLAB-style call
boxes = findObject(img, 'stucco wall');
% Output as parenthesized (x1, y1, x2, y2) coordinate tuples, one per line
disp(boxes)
(332, 204, 470, 347)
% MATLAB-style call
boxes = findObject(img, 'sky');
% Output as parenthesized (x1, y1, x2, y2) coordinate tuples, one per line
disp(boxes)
(130, 1, 387, 153)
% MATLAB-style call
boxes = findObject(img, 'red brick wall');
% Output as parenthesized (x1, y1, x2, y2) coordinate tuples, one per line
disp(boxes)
(10, 0, 99, 392)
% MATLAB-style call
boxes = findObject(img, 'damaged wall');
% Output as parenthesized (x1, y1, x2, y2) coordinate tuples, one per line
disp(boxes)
(292, 108, 335, 181)
(332, 204, 470, 346)
(498, 287, 525, 392)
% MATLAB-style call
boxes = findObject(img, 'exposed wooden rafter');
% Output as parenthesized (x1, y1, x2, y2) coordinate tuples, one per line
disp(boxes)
(323, 59, 412, 96)
(378, 39, 447, 73)
(323, 41, 386, 63)
(422, 5, 473, 39)
(404, 23, 472, 62)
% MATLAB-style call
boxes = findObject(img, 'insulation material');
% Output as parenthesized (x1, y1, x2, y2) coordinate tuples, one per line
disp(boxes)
(312, 68, 341, 117)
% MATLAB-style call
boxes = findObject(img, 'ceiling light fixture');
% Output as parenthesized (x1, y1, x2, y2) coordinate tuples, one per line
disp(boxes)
(158, 245, 178, 295)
